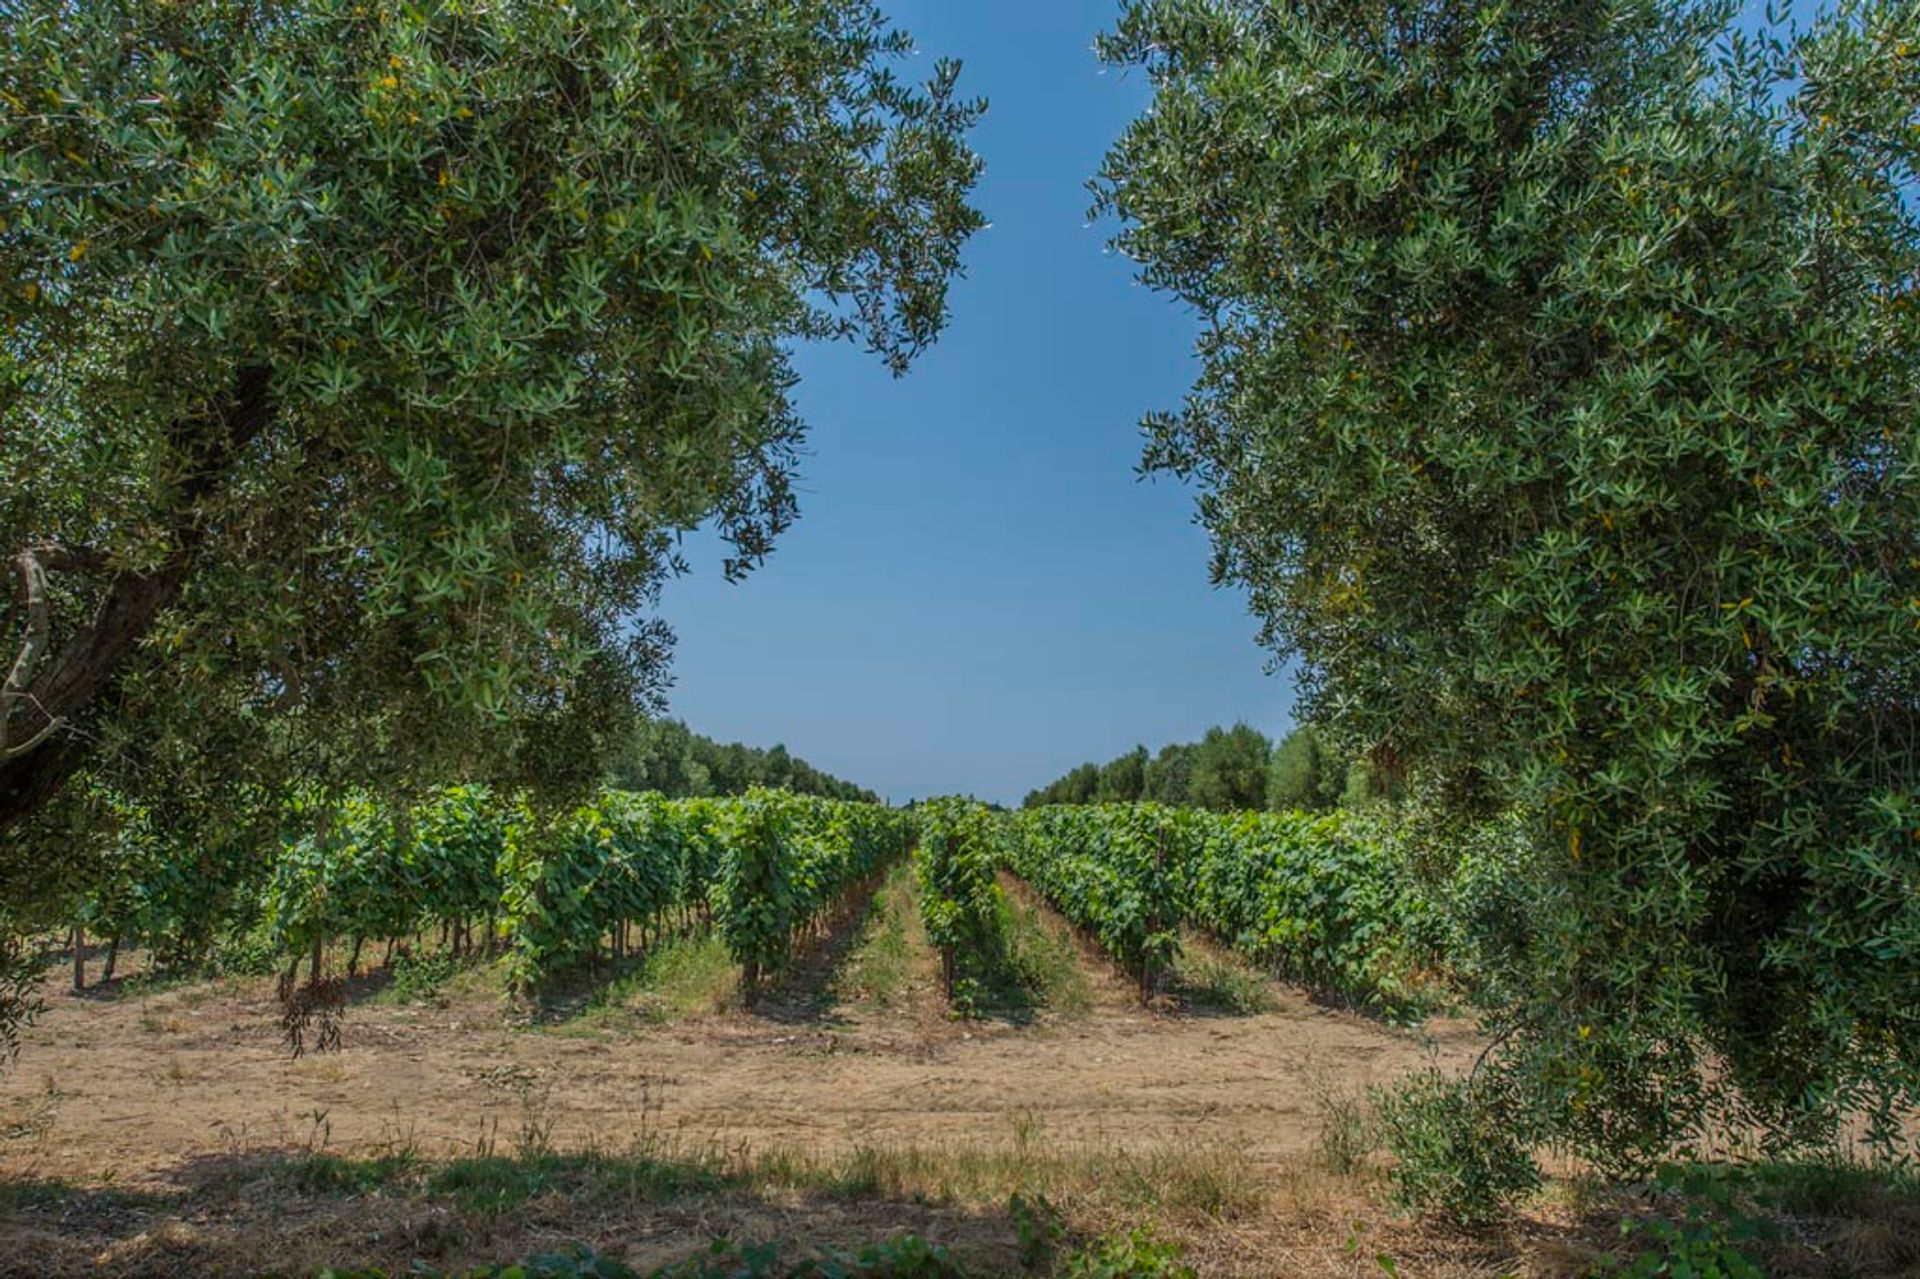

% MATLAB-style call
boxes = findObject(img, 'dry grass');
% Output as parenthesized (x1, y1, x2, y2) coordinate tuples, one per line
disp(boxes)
(7, 1085, 1920, 1278)
(9, 912, 1918, 1278)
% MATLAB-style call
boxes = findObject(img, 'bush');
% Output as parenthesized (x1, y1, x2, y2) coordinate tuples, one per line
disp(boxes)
(388, 948, 456, 1004)
(1373, 1069, 1540, 1225)
(1599, 1166, 1771, 1279)
(914, 799, 1006, 1007)
(1059, 1227, 1197, 1279)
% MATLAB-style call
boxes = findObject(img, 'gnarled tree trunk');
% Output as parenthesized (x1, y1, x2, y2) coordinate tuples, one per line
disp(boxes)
(0, 367, 273, 834)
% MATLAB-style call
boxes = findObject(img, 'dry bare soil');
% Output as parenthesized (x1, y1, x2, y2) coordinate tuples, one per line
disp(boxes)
(1, 873, 1911, 1278)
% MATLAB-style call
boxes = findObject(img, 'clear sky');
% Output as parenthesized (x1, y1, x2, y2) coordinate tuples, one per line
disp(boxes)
(656, 0, 1286, 806)
(655, 0, 1823, 808)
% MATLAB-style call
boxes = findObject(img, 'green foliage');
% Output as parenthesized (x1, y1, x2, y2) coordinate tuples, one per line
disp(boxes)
(1002, 805, 1189, 993)
(1182, 808, 1441, 1013)
(258, 785, 510, 972)
(1009, 1192, 1066, 1271)
(709, 789, 913, 988)
(500, 791, 705, 990)
(1601, 1166, 1772, 1279)
(1004, 803, 1442, 1011)
(1099, 0, 1920, 1169)
(1263, 728, 1340, 813)
(1026, 726, 1280, 813)
(0, 0, 982, 854)
(0, 923, 39, 1063)
(1057, 1227, 1197, 1279)
(914, 798, 1005, 1005)
(609, 719, 879, 804)
(1371, 1070, 1541, 1226)
(51, 787, 904, 1000)
(387, 947, 456, 1004)
(1185, 725, 1271, 813)
(1141, 744, 1195, 807)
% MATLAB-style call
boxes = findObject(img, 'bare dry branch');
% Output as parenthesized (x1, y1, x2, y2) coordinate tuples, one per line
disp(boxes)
(1, 549, 53, 758)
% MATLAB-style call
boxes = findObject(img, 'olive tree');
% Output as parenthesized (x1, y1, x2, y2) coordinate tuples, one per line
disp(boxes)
(1099, 0, 1919, 1169)
(0, 0, 982, 851)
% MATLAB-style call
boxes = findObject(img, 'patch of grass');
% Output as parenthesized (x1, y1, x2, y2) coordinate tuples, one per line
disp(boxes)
(82, 963, 191, 1002)
(996, 878, 1093, 1018)
(0, 1177, 80, 1212)
(1168, 947, 1274, 1017)
(1746, 1155, 1920, 1217)
(228, 1120, 1263, 1231)
(1307, 1074, 1376, 1175)
(0, 1176, 169, 1216)
(426, 1144, 744, 1214)
(769, 1121, 1263, 1225)
(279, 1151, 420, 1196)
(386, 950, 457, 1004)
(834, 860, 928, 1010)
(570, 931, 740, 1030)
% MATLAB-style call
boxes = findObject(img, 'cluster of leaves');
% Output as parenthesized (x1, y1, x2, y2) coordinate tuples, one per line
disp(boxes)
(912, 798, 1005, 1003)
(1371, 1069, 1542, 1227)
(265, 786, 511, 971)
(1181, 809, 1445, 1014)
(0, 0, 981, 863)
(1599, 1166, 1773, 1279)
(498, 792, 722, 991)
(709, 789, 915, 987)
(76, 791, 282, 973)
(1098, 0, 1920, 1177)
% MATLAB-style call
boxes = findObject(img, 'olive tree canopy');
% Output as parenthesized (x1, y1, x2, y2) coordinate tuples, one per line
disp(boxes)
(0, 1, 983, 849)
(1099, 0, 1919, 1161)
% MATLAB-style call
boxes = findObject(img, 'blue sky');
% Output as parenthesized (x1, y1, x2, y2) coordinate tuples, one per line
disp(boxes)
(656, 0, 1825, 807)
(656, 1, 1279, 806)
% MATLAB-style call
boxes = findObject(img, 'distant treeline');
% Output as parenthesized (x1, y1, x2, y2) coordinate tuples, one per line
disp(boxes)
(1022, 724, 1392, 813)
(609, 719, 879, 804)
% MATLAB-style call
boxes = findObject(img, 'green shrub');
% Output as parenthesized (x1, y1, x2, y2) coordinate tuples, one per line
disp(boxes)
(1373, 1069, 1540, 1225)
(1600, 1165, 1773, 1279)
(1058, 1227, 1197, 1279)
(914, 799, 1007, 1007)
(388, 949, 456, 1003)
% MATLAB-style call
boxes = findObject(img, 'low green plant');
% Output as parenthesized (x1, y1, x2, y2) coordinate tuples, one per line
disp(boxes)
(1372, 1069, 1539, 1225)
(1598, 1166, 1773, 1279)
(1058, 1226, 1197, 1279)
(1311, 1080, 1375, 1175)
(1008, 1192, 1066, 1271)
(388, 949, 457, 1004)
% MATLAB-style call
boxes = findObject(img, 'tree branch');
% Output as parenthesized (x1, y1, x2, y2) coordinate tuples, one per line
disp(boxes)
(1, 544, 111, 759)
(0, 549, 52, 757)
(0, 365, 274, 831)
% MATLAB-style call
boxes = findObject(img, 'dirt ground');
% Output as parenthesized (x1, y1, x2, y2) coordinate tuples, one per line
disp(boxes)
(0, 951, 1473, 1184)
(4, 880, 1899, 1279)
(0, 879, 1512, 1277)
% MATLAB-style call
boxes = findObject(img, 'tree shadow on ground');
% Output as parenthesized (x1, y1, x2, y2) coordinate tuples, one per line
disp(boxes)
(744, 874, 890, 1027)
(0, 1147, 1028, 1279)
